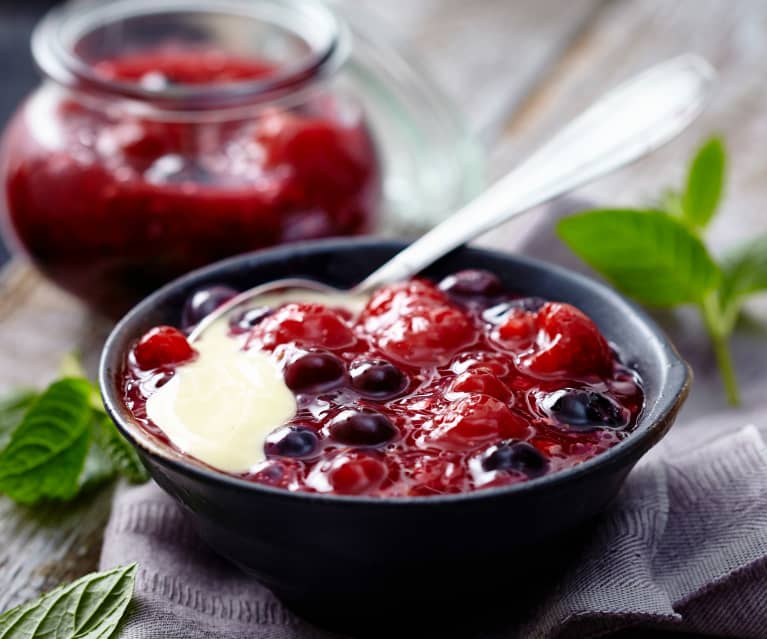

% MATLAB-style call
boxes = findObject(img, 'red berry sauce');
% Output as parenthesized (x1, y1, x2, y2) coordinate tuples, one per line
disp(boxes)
(2, 48, 380, 315)
(121, 270, 644, 497)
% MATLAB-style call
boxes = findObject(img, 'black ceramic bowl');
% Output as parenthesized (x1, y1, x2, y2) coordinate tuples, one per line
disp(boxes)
(100, 239, 690, 632)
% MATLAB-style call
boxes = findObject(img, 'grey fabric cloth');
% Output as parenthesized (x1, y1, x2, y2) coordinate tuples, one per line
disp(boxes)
(100, 200, 767, 638)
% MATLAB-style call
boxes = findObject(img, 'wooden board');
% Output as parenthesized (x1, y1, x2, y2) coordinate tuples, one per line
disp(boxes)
(1, 2, 766, 630)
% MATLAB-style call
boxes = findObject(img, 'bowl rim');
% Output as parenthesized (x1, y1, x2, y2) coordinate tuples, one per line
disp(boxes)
(99, 238, 691, 507)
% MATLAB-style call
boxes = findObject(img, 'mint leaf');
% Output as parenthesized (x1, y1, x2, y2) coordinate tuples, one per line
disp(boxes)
(0, 563, 137, 638)
(721, 234, 767, 305)
(0, 390, 38, 450)
(78, 431, 117, 494)
(683, 136, 726, 228)
(660, 188, 684, 219)
(557, 209, 721, 306)
(92, 413, 149, 484)
(0, 379, 92, 504)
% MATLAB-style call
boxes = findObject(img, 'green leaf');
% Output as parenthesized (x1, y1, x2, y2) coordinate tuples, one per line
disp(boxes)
(78, 427, 117, 494)
(660, 188, 684, 219)
(682, 136, 726, 228)
(0, 390, 38, 450)
(557, 209, 721, 306)
(0, 379, 93, 504)
(92, 413, 149, 484)
(0, 563, 137, 639)
(720, 233, 767, 314)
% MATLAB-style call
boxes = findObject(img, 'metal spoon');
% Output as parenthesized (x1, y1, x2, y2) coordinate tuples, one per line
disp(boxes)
(189, 54, 714, 342)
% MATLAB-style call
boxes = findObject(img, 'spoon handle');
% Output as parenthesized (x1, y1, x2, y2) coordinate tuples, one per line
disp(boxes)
(355, 54, 715, 293)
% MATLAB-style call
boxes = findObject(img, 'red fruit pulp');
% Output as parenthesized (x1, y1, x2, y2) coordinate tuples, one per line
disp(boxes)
(133, 326, 196, 370)
(1, 49, 380, 316)
(122, 274, 645, 497)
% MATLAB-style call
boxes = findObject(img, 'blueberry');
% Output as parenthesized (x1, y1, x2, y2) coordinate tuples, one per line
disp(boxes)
(482, 441, 548, 478)
(181, 285, 238, 328)
(544, 389, 628, 430)
(284, 352, 346, 393)
(350, 359, 408, 398)
(265, 426, 319, 458)
(328, 409, 397, 446)
(229, 306, 272, 332)
(439, 270, 504, 299)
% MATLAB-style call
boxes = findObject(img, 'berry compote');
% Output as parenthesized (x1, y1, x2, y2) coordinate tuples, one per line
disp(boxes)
(121, 270, 644, 497)
(1, 47, 380, 316)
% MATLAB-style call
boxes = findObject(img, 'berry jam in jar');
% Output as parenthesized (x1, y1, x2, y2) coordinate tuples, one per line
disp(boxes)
(0, 0, 380, 316)
(121, 270, 645, 498)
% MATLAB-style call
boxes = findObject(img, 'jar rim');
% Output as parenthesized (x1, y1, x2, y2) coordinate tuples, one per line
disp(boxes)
(32, 0, 349, 110)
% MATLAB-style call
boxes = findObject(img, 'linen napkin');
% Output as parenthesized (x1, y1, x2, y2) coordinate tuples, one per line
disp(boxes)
(100, 201, 767, 638)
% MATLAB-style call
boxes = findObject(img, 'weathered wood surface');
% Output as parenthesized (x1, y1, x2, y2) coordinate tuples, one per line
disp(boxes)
(1, 1, 767, 629)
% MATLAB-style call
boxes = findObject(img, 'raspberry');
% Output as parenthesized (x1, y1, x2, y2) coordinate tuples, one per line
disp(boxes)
(133, 326, 196, 369)
(257, 112, 372, 199)
(496, 310, 536, 342)
(248, 303, 355, 350)
(524, 302, 612, 377)
(361, 279, 447, 321)
(430, 394, 528, 450)
(450, 369, 511, 402)
(376, 306, 477, 367)
(326, 452, 388, 495)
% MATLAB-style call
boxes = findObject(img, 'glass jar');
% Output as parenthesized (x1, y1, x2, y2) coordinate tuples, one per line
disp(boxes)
(1, 0, 381, 316)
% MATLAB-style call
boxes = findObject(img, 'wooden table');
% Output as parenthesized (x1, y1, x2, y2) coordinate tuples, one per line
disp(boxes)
(2, 1, 766, 633)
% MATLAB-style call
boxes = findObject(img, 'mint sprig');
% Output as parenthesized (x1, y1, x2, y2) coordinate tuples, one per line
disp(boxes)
(0, 390, 38, 450)
(558, 136, 767, 405)
(0, 379, 93, 504)
(0, 359, 148, 506)
(0, 563, 137, 639)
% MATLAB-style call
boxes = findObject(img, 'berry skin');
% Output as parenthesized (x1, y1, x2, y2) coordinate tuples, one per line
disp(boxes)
(248, 303, 355, 350)
(544, 389, 628, 431)
(376, 306, 477, 367)
(265, 426, 320, 458)
(524, 302, 612, 377)
(450, 368, 511, 402)
(430, 394, 528, 450)
(181, 285, 238, 329)
(283, 351, 346, 393)
(438, 269, 504, 300)
(481, 441, 549, 478)
(350, 359, 408, 398)
(133, 326, 196, 369)
(328, 409, 398, 446)
(362, 279, 448, 320)
(326, 452, 388, 494)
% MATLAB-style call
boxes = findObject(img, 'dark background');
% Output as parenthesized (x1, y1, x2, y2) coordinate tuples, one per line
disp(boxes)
(0, 1, 58, 267)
